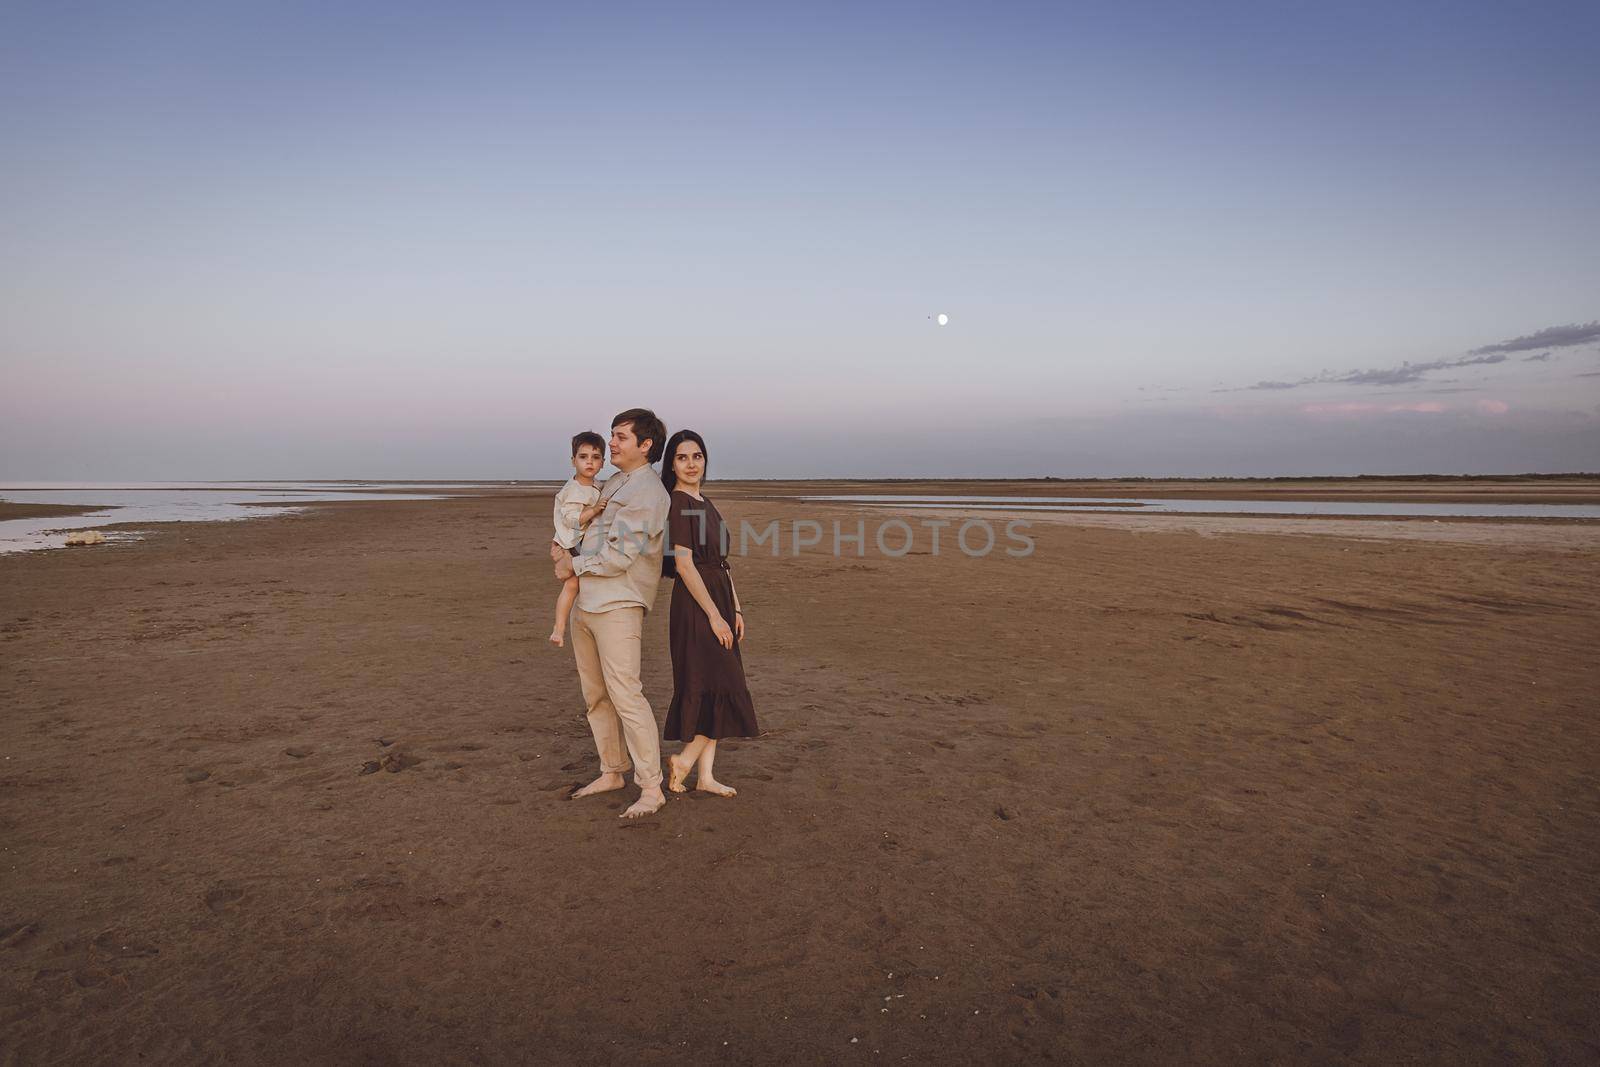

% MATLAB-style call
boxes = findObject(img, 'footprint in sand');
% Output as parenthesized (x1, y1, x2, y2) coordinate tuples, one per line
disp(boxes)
(1, 922, 39, 949)
(73, 967, 116, 988)
(204, 886, 244, 913)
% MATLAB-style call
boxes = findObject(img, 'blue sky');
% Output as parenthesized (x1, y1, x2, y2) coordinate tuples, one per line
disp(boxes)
(2, 0, 1597, 478)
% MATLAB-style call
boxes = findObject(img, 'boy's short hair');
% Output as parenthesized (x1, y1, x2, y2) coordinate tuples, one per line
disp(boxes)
(571, 431, 605, 457)
(611, 408, 667, 463)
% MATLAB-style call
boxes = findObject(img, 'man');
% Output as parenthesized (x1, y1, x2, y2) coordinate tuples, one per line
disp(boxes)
(553, 408, 672, 819)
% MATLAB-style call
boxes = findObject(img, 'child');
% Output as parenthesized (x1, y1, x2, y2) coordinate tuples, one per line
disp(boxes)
(550, 431, 607, 647)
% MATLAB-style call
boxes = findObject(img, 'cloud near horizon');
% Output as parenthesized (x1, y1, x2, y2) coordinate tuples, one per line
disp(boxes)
(1231, 351, 1507, 392)
(1469, 321, 1600, 355)
(1218, 319, 1597, 394)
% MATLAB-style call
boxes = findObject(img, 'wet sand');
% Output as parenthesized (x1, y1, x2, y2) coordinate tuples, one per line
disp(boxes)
(2, 486, 1598, 1063)
(0, 502, 102, 522)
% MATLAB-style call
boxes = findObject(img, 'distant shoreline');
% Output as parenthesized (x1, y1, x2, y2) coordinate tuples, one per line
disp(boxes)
(716, 477, 1600, 507)
(8, 475, 1600, 507)
(7, 472, 1598, 487)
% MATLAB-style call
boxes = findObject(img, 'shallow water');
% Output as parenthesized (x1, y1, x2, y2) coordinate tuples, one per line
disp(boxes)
(0, 483, 511, 554)
(800, 494, 1600, 520)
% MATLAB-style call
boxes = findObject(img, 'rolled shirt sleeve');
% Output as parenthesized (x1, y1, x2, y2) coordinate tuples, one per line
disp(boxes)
(553, 498, 586, 550)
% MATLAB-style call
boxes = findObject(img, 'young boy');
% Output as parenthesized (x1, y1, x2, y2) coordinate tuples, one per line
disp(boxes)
(549, 431, 607, 647)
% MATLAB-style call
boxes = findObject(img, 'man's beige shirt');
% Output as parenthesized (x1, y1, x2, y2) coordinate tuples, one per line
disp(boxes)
(570, 463, 671, 614)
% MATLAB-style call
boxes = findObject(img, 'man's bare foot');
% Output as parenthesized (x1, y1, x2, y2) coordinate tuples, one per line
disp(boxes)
(696, 777, 736, 798)
(569, 772, 625, 799)
(666, 754, 692, 794)
(548, 629, 565, 648)
(621, 787, 665, 819)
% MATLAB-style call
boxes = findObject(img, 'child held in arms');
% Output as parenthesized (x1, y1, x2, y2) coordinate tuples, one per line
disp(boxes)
(549, 431, 607, 647)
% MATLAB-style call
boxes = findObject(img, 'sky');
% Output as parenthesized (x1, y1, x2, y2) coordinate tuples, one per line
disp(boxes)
(2, 0, 1597, 479)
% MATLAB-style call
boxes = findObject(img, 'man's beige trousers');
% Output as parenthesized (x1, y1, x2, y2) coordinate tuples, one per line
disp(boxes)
(570, 605, 662, 790)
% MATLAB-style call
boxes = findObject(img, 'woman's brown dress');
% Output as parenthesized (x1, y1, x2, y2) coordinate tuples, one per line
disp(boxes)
(663, 491, 759, 741)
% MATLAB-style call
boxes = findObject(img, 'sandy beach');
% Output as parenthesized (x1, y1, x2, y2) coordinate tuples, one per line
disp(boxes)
(3, 483, 1598, 1063)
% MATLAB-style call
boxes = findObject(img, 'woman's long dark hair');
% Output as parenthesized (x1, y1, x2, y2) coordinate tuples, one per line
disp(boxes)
(661, 429, 707, 494)
(660, 429, 707, 579)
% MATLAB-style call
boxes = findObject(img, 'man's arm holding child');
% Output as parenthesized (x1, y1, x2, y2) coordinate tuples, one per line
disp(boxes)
(557, 485, 664, 580)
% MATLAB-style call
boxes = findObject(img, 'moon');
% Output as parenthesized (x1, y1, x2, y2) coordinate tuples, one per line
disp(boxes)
(936, 313, 949, 327)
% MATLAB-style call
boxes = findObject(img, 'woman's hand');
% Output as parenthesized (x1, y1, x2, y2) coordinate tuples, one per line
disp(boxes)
(734, 612, 745, 642)
(710, 614, 734, 650)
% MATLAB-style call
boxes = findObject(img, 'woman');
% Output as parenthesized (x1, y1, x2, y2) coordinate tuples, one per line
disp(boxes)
(660, 429, 758, 796)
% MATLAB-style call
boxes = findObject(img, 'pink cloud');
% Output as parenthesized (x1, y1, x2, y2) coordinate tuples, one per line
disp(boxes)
(1476, 399, 1510, 415)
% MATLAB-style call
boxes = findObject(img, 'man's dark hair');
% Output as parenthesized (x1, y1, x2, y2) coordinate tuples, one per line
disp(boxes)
(611, 408, 667, 464)
(570, 431, 605, 457)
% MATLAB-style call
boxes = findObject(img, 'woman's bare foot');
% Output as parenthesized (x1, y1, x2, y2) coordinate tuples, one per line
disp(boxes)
(548, 629, 565, 648)
(622, 787, 665, 819)
(666, 754, 692, 793)
(569, 772, 624, 799)
(696, 777, 736, 797)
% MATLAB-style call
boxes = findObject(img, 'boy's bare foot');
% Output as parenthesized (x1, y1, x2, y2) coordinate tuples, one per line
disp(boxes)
(621, 787, 665, 819)
(666, 754, 692, 793)
(548, 630, 565, 648)
(696, 777, 736, 798)
(570, 772, 625, 799)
